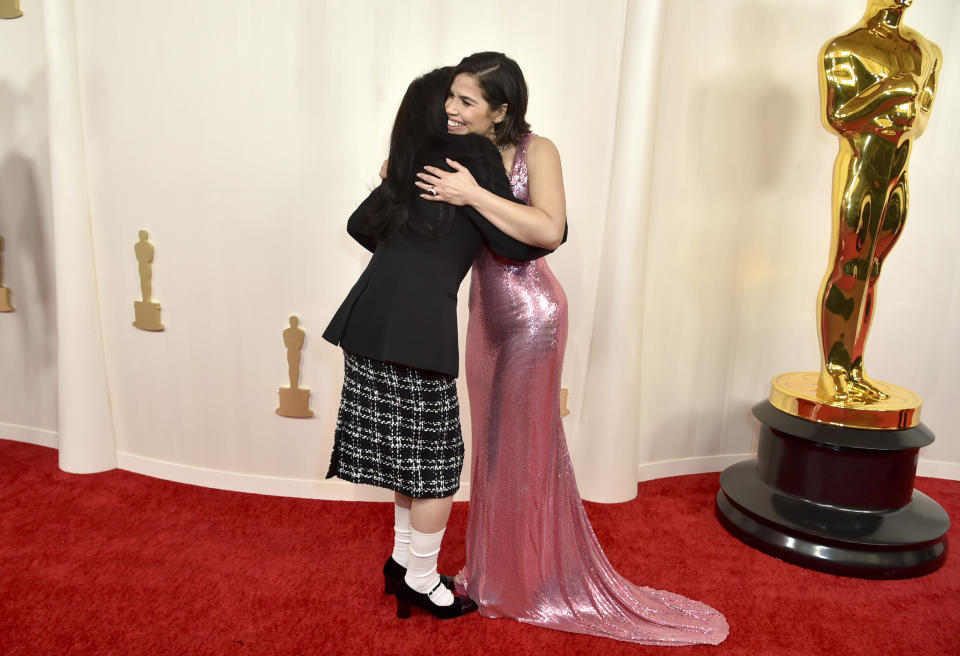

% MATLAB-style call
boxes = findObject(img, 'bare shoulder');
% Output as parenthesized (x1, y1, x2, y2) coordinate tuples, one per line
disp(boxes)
(525, 134, 567, 208)
(525, 135, 562, 176)
(527, 134, 560, 160)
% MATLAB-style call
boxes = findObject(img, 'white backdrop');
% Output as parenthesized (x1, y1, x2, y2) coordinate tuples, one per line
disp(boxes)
(1, 0, 958, 502)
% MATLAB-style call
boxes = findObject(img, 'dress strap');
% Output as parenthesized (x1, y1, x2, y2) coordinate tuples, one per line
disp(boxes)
(512, 132, 534, 177)
(509, 133, 534, 204)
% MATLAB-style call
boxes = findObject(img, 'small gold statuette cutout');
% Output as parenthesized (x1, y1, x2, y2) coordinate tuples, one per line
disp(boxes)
(133, 230, 164, 331)
(277, 315, 314, 418)
(0, 235, 14, 312)
(771, 0, 939, 430)
(559, 388, 571, 418)
(0, 1, 23, 20)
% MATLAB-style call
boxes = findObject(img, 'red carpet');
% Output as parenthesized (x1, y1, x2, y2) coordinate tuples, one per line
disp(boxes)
(1, 438, 957, 655)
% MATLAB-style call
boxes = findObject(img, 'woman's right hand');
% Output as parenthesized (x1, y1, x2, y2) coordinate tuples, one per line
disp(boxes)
(415, 159, 481, 206)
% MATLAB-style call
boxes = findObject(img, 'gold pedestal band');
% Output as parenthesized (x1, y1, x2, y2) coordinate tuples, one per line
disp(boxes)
(770, 372, 922, 430)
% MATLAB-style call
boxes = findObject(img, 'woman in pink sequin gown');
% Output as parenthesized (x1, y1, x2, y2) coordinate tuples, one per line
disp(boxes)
(418, 53, 728, 645)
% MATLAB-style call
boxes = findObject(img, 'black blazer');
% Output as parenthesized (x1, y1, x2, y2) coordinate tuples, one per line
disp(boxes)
(323, 136, 559, 377)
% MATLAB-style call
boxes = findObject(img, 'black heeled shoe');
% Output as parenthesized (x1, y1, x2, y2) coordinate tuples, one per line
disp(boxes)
(382, 557, 455, 595)
(394, 578, 478, 620)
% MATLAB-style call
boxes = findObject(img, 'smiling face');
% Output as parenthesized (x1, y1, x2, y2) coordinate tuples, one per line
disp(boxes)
(445, 73, 507, 142)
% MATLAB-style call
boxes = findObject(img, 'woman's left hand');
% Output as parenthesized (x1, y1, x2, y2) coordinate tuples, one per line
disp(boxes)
(415, 159, 479, 206)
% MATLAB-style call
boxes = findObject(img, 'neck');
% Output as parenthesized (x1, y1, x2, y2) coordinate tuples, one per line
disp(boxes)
(865, 1, 908, 28)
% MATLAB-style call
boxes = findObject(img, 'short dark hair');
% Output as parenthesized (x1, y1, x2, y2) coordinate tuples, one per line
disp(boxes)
(453, 52, 531, 147)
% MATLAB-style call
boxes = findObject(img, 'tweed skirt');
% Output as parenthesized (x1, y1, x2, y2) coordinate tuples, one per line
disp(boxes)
(325, 351, 464, 498)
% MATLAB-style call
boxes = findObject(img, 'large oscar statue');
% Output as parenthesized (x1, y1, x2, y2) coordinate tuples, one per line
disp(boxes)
(716, 0, 949, 579)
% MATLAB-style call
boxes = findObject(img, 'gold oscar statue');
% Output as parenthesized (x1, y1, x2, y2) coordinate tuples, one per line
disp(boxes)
(0, 235, 14, 312)
(717, 0, 949, 579)
(277, 315, 314, 418)
(0, 1, 23, 19)
(770, 0, 941, 430)
(133, 230, 164, 331)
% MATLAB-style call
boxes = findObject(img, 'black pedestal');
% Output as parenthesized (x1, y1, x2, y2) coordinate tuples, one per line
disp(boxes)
(716, 401, 950, 579)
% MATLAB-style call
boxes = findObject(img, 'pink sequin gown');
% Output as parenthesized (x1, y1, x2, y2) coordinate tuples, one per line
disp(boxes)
(461, 134, 729, 645)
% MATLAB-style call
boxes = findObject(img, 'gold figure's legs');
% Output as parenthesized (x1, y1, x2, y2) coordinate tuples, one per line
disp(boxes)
(816, 137, 909, 404)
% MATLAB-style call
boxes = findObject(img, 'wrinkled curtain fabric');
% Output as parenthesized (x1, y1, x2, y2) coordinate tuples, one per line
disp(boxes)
(20, 0, 960, 498)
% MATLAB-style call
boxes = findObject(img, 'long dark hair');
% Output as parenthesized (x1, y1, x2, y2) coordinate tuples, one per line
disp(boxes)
(453, 52, 531, 147)
(353, 67, 503, 241)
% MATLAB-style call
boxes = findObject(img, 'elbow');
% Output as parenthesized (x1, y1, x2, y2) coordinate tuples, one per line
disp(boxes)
(545, 221, 566, 251)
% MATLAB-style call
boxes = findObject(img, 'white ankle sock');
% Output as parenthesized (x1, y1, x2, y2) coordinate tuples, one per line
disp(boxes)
(392, 504, 411, 567)
(405, 527, 453, 607)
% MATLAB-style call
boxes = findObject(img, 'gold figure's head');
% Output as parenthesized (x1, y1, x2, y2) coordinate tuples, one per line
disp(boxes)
(866, 0, 912, 10)
(864, 0, 913, 20)
(289, 315, 299, 328)
(138, 229, 149, 240)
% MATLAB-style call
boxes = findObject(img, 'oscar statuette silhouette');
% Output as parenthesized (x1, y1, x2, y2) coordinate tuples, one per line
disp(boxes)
(133, 230, 164, 331)
(277, 315, 314, 418)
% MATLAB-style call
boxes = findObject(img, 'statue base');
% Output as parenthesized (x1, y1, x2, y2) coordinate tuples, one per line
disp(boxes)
(0, 4, 23, 20)
(277, 387, 313, 418)
(716, 401, 949, 579)
(133, 301, 164, 331)
(770, 371, 922, 430)
(0, 286, 12, 312)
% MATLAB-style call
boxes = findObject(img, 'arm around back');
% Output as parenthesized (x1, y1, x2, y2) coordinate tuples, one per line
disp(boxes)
(419, 135, 567, 250)
(346, 191, 380, 253)
(464, 165, 561, 261)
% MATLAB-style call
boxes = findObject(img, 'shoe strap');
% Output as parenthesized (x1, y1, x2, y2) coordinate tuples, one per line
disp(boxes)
(427, 580, 444, 597)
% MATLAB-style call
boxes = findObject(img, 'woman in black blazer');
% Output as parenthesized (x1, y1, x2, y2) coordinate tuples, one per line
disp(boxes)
(323, 67, 552, 620)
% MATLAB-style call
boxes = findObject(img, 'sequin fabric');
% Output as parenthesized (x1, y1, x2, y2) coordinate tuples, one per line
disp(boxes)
(460, 134, 729, 645)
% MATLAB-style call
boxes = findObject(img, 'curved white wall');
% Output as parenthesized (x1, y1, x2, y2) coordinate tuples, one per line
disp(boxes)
(2, 0, 958, 501)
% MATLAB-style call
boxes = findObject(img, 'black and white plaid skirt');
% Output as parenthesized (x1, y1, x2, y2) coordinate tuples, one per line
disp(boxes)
(325, 351, 464, 498)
